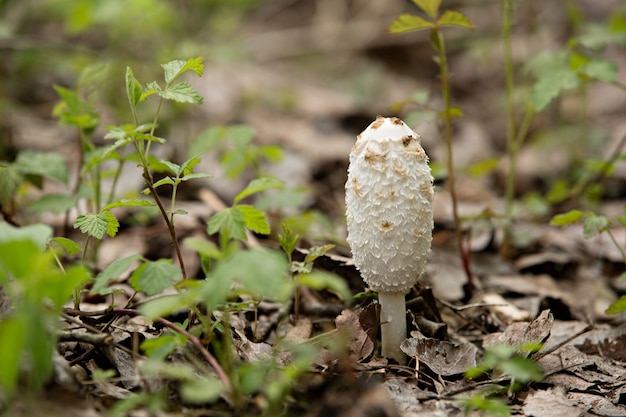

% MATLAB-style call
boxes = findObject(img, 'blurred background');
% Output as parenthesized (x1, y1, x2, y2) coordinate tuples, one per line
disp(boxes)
(2, 0, 626, 241)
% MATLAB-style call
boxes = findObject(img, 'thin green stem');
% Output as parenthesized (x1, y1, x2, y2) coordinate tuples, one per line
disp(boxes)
(146, 96, 165, 159)
(434, 28, 474, 291)
(502, 0, 516, 223)
(607, 229, 626, 262)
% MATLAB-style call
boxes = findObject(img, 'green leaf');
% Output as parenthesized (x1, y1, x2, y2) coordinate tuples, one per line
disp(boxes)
(298, 271, 352, 302)
(550, 210, 586, 227)
(15, 150, 68, 184)
(153, 177, 177, 188)
(184, 237, 222, 260)
(412, 0, 441, 18)
(389, 14, 434, 34)
(0, 316, 27, 397)
(208, 207, 247, 241)
(234, 177, 285, 204)
(279, 224, 299, 257)
(162, 57, 204, 85)
(180, 173, 211, 181)
(141, 81, 162, 101)
(160, 160, 182, 176)
(139, 293, 197, 321)
(437, 10, 474, 29)
(580, 58, 617, 83)
(93, 254, 143, 295)
(499, 356, 543, 383)
(211, 247, 291, 301)
(179, 156, 202, 176)
(102, 199, 156, 211)
(606, 295, 626, 315)
(74, 211, 119, 239)
(238, 205, 271, 235)
(49, 237, 82, 256)
(159, 82, 203, 104)
(0, 164, 22, 207)
(130, 259, 183, 296)
(530, 67, 579, 111)
(0, 222, 52, 250)
(180, 378, 223, 404)
(583, 213, 610, 239)
(27, 194, 76, 214)
(126, 67, 142, 109)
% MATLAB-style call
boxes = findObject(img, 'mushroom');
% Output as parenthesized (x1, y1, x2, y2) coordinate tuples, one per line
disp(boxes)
(345, 116, 434, 364)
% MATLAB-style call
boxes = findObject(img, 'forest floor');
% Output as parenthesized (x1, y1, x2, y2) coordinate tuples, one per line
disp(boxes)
(3, 0, 626, 416)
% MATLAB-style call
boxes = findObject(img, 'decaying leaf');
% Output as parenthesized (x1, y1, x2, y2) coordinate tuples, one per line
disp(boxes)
(401, 337, 478, 376)
(484, 309, 554, 353)
(335, 309, 374, 361)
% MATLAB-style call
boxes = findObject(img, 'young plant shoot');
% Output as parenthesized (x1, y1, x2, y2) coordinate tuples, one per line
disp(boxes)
(345, 116, 434, 364)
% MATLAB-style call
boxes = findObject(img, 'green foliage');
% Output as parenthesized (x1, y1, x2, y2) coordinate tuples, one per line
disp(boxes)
(552, 207, 626, 314)
(463, 343, 544, 416)
(0, 222, 90, 397)
(389, 0, 473, 34)
(189, 125, 283, 178)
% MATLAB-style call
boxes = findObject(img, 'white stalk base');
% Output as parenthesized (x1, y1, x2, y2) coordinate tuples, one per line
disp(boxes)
(378, 291, 408, 365)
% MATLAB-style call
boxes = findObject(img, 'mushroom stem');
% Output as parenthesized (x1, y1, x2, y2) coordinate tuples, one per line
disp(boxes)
(378, 291, 408, 365)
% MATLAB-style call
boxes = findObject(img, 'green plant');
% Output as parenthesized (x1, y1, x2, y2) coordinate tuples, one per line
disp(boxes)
(389, 0, 475, 291)
(551, 208, 626, 314)
(462, 343, 544, 416)
(0, 222, 90, 399)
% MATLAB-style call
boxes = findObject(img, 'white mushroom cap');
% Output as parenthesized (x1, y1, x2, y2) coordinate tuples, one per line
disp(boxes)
(345, 116, 434, 294)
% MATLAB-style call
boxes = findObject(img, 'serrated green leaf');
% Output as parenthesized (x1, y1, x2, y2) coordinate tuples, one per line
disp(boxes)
(130, 259, 183, 296)
(126, 67, 142, 109)
(530, 67, 579, 111)
(389, 14, 434, 34)
(27, 194, 75, 214)
(238, 205, 270, 235)
(16, 151, 68, 184)
(583, 213, 610, 239)
(162, 57, 204, 85)
(74, 211, 118, 239)
(159, 82, 203, 104)
(606, 295, 626, 314)
(304, 244, 335, 263)
(93, 254, 143, 294)
(208, 207, 247, 241)
(279, 224, 299, 257)
(437, 10, 474, 29)
(50, 237, 82, 256)
(550, 210, 586, 227)
(102, 199, 155, 211)
(141, 81, 162, 101)
(412, 0, 441, 18)
(234, 177, 285, 204)
(53, 85, 99, 132)
(580, 58, 617, 83)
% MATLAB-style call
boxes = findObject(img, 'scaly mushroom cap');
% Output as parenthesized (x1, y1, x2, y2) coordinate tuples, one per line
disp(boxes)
(345, 116, 434, 294)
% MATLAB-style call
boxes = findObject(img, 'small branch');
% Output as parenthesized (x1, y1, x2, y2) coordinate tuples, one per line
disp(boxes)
(58, 329, 113, 346)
